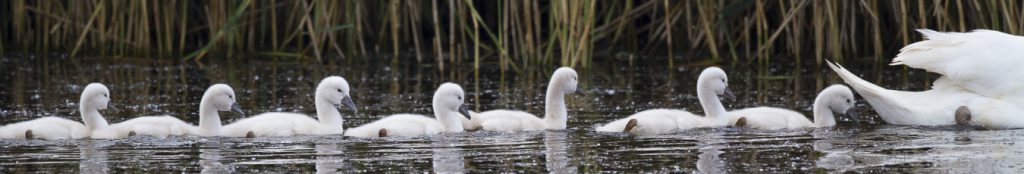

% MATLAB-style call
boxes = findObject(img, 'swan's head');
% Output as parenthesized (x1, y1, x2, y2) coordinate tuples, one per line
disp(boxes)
(434, 83, 472, 120)
(316, 76, 358, 112)
(203, 84, 245, 117)
(819, 85, 857, 121)
(698, 67, 735, 101)
(81, 83, 116, 111)
(551, 67, 579, 93)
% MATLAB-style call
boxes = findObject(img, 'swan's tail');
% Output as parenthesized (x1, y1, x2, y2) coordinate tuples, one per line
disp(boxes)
(826, 60, 888, 99)
(595, 118, 630, 132)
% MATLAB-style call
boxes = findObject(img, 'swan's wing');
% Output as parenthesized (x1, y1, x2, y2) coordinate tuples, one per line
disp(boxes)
(892, 29, 1024, 98)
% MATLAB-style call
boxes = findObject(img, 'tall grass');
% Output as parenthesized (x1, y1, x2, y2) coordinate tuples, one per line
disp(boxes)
(2, 0, 1023, 69)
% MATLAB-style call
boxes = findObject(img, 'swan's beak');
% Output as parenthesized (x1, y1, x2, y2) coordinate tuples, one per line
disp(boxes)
(721, 88, 737, 101)
(844, 109, 860, 123)
(458, 104, 472, 120)
(106, 102, 120, 112)
(341, 96, 358, 113)
(231, 102, 246, 117)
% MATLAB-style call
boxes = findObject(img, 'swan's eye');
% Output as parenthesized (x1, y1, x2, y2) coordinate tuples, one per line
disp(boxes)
(846, 99, 851, 103)
(457, 96, 462, 100)
(721, 79, 726, 83)
(229, 95, 234, 99)
(337, 89, 342, 93)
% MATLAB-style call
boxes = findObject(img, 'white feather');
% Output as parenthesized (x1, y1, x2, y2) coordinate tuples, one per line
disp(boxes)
(223, 76, 354, 137)
(829, 61, 1024, 128)
(345, 83, 469, 138)
(466, 67, 578, 132)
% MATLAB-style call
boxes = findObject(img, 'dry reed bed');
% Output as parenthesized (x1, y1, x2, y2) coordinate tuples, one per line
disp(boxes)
(1, 0, 1021, 70)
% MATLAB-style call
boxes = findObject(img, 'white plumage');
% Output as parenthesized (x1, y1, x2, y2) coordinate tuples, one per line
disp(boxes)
(596, 67, 736, 134)
(595, 109, 711, 134)
(345, 83, 472, 138)
(892, 29, 1024, 104)
(91, 84, 244, 138)
(829, 60, 1024, 129)
(223, 76, 357, 137)
(729, 85, 857, 130)
(0, 83, 112, 140)
(464, 67, 578, 132)
(90, 116, 197, 139)
(0, 117, 90, 140)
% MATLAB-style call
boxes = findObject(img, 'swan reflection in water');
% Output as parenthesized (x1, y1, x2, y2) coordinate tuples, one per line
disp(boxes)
(315, 141, 353, 174)
(432, 136, 466, 173)
(200, 141, 232, 174)
(812, 129, 856, 171)
(545, 130, 576, 173)
(79, 140, 109, 173)
(696, 131, 726, 173)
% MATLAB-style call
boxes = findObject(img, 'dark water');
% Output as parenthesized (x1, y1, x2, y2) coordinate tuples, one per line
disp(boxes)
(1, 55, 1022, 173)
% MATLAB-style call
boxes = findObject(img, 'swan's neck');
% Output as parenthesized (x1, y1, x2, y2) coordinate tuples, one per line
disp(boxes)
(198, 98, 222, 136)
(433, 106, 465, 133)
(80, 105, 108, 130)
(697, 85, 727, 119)
(543, 83, 568, 129)
(812, 98, 837, 127)
(314, 96, 343, 129)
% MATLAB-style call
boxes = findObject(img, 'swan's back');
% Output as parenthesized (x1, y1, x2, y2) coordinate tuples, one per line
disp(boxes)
(344, 114, 444, 137)
(893, 29, 1024, 100)
(596, 109, 703, 135)
(222, 112, 325, 137)
(471, 110, 547, 132)
(0, 117, 88, 139)
(729, 107, 812, 130)
(91, 116, 195, 139)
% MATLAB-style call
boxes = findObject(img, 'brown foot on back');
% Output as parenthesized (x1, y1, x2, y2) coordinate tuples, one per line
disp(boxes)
(955, 106, 971, 126)
(623, 119, 639, 133)
(735, 117, 748, 127)
(128, 131, 137, 137)
(245, 131, 256, 138)
(24, 130, 34, 139)
(378, 128, 388, 137)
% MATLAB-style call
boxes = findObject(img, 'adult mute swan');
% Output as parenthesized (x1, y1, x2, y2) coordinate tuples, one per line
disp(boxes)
(222, 76, 357, 137)
(0, 83, 113, 140)
(463, 67, 578, 132)
(595, 67, 735, 134)
(827, 61, 1024, 128)
(892, 29, 1024, 104)
(344, 83, 471, 138)
(731, 85, 857, 130)
(90, 84, 244, 138)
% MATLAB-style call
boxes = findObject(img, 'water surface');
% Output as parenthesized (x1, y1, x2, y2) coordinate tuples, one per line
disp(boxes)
(0, 55, 1021, 173)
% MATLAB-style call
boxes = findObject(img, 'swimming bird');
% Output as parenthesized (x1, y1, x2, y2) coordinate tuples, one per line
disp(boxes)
(222, 76, 357, 137)
(731, 85, 858, 130)
(887, 29, 1024, 129)
(595, 67, 736, 134)
(0, 83, 112, 140)
(90, 84, 244, 138)
(344, 83, 471, 138)
(828, 61, 1024, 128)
(463, 67, 578, 132)
(891, 29, 1024, 105)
